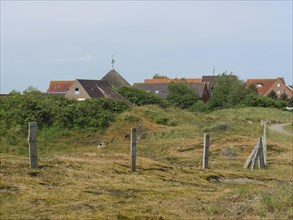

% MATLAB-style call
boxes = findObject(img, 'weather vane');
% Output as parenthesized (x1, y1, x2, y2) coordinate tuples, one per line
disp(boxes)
(111, 55, 115, 70)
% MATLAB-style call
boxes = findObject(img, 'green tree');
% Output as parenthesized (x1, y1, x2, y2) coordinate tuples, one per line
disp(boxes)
(247, 84, 258, 95)
(167, 82, 198, 109)
(267, 90, 278, 100)
(241, 94, 287, 109)
(153, 74, 167, 79)
(279, 93, 288, 102)
(0, 93, 129, 133)
(117, 86, 167, 107)
(288, 97, 293, 107)
(207, 72, 246, 109)
(23, 86, 41, 94)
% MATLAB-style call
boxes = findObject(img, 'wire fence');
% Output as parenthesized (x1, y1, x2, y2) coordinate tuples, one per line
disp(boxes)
(1, 122, 267, 171)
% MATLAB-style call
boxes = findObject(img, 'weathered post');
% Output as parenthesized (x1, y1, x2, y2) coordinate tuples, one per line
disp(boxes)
(203, 133, 210, 169)
(243, 145, 257, 169)
(258, 137, 265, 169)
(260, 120, 264, 126)
(263, 123, 267, 165)
(27, 122, 37, 168)
(250, 138, 260, 170)
(130, 128, 136, 172)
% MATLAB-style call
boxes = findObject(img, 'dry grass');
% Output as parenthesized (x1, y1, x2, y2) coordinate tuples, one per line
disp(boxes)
(1, 107, 293, 219)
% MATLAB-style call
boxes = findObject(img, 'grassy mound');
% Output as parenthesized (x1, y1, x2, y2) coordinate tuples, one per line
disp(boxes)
(1, 106, 292, 219)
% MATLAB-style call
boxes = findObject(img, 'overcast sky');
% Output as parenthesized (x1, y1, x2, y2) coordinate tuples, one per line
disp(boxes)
(1, 1, 292, 93)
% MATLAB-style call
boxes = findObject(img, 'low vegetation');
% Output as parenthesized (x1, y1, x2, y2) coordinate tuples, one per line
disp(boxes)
(120, 73, 290, 112)
(117, 86, 167, 107)
(1, 104, 292, 219)
(0, 92, 128, 134)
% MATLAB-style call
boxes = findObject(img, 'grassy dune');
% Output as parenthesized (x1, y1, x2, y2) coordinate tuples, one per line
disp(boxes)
(1, 107, 292, 219)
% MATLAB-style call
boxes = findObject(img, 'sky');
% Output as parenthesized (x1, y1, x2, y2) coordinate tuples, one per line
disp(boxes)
(0, 1, 292, 93)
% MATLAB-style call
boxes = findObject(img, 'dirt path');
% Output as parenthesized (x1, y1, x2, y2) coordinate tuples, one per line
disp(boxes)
(269, 123, 293, 136)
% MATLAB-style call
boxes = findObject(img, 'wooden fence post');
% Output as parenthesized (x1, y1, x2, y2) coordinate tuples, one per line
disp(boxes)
(130, 128, 136, 172)
(243, 144, 257, 169)
(258, 137, 265, 169)
(263, 123, 267, 165)
(203, 133, 210, 169)
(27, 122, 37, 168)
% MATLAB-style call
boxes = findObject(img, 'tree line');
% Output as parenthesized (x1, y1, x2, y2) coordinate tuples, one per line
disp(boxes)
(118, 73, 292, 111)
(1, 73, 291, 135)
(0, 91, 128, 135)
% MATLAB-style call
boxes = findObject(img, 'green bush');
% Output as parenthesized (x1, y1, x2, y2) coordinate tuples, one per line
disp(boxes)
(145, 110, 174, 126)
(117, 86, 167, 107)
(279, 93, 288, 102)
(207, 73, 247, 109)
(188, 100, 208, 112)
(288, 97, 293, 107)
(167, 82, 198, 109)
(0, 92, 129, 133)
(241, 94, 287, 109)
(203, 122, 230, 132)
(267, 90, 278, 100)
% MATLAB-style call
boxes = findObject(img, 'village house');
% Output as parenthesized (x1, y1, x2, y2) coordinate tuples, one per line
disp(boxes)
(133, 79, 210, 102)
(246, 78, 293, 99)
(65, 79, 132, 105)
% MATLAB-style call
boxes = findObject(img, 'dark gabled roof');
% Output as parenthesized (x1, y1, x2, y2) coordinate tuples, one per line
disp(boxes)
(77, 79, 132, 105)
(133, 82, 208, 99)
(133, 83, 169, 98)
(101, 69, 131, 88)
(202, 76, 217, 84)
(189, 82, 207, 98)
(144, 78, 202, 84)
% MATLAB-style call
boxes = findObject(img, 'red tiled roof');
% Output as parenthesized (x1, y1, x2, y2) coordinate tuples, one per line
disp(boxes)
(173, 78, 202, 83)
(144, 78, 202, 84)
(246, 79, 277, 96)
(47, 81, 74, 93)
(144, 79, 171, 83)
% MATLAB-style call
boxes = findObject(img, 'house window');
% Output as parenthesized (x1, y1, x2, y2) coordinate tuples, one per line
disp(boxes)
(257, 83, 263, 87)
(74, 88, 80, 95)
(276, 83, 280, 87)
(276, 90, 280, 95)
(284, 90, 287, 94)
(155, 90, 160, 94)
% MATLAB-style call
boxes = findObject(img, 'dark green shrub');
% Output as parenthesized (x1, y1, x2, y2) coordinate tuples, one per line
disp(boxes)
(145, 110, 170, 125)
(279, 93, 288, 102)
(118, 86, 167, 107)
(188, 100, 208, 112)
(267, 90, 278, 100)
(203, 122, 230, 132)
(288, 97, 293, 107)
(167, 82, 198, 109)
(0, 92, 129, 133)
(242, 94, 287, 109)
(207, 73, 247, 109)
